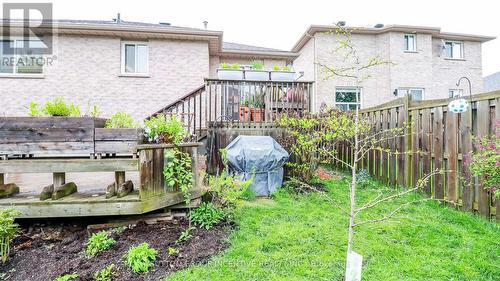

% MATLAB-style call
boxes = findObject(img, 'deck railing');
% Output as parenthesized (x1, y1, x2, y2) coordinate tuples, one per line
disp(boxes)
(149, 79, 314, 140)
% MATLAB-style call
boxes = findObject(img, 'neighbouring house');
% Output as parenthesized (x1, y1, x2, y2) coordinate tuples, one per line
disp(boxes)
(484, 71, 500, 92)
(292, 24, 495, 110)
(0, 20, 297, 120)
(0, 20, 495, 119)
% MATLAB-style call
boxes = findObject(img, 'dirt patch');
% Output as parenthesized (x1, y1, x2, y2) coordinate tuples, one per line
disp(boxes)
(0, 218, 232, 281)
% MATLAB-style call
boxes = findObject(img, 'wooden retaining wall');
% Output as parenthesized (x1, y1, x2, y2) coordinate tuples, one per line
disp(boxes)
(335, 91, 500, 220)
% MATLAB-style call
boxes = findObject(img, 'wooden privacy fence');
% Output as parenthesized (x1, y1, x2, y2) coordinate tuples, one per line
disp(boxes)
(335, 91, 500, 220)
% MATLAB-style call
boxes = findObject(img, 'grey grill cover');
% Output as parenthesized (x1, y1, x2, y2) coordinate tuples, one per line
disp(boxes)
(226, 136, 289, 196)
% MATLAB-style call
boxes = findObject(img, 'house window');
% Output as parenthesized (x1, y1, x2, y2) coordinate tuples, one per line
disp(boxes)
(397, 88, 424, 101)
(444, 41, 463, 59)
(404, 34, 416, 52)
(335, 87, 361, 110)
(0, 39, 44, 75)
(121, 42, 148, 74)
(449, 89, 463, 98)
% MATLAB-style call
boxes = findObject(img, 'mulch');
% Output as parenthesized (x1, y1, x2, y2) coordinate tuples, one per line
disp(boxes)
(0, 218, 233, 281)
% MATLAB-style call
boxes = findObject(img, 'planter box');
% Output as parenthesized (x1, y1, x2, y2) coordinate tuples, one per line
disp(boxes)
(245, 70, 269, 81)
(0, 117, 106, 156)
(217, 69, 244, 80)
(239, 106, 250, 122)
(270, 71, 296, 82)
(94, 128, 144, 155)
(250, 108, 265, 122)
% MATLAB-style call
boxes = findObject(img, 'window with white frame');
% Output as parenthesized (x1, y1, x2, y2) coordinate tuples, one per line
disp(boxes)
(444, 41, 463, 59)
(335, 87, 361, 110)
(397, 88, 424, 101)
(0, 39, 44, 74)
(404, 34, 416, 52)
(121, 42, 148, 74)
(449, 89, 463, 98)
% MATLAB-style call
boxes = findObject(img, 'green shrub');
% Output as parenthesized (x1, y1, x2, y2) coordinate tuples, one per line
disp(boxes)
(206, 171, 254, 209)
(126, 242, 157, 273)
(220, 63, 230, 69)
(85, 103, 100, 118)
(282, 65, 292, 72)
(163, 149, 193, 204)
(0, 209, 19, 263)
(189, 202, 225, 230)
(250, 60, 264, 70)
(272, 65, 281, 71)
(94, 264, 118, 281)
(42, 97, 81, 117)
(105, 112, 137, 128)
(176, 227, 195, 244)
(468, 135, 500, 198)
(28, 101, 42, 117)
(54, 272, 78, 281)
(167, 246, 179, 255)
(356, 169, 375, 189)
(143, 114, 187, 144)
(231, 63, 240, 69)
(85, 230, 115, 258)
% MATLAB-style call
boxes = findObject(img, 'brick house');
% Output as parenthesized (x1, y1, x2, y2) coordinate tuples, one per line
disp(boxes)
(0, 20, 495, 119)
(292, 24, 495, 111)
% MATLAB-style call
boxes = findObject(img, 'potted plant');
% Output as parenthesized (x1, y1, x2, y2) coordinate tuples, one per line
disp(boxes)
(239, 98, 250, 122)
(249, 93, 265, 122)
(143, 114, 187, 144)
(244, 60, 269, 81)
(217, 63, 244, 80)
(270, 65, 296, 81)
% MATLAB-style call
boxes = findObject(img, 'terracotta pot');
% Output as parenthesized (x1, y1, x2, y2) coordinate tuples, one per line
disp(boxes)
(239, 106, 250, 122)
(251, 108, 264, 122)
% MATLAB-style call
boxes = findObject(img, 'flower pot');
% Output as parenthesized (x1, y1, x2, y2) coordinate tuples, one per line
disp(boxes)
(270, 71, 296, 82)
(239, 106, 250, 122)
(217, 69, 244, 80)
(250, 108, 264, 122)
(245, 70, 269, 81)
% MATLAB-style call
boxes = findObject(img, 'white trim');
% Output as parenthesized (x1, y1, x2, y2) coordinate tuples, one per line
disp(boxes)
(120, 41, 149, 75)
(443, 40, 464, 59)
(404, 34, 417, 52)
(397, 87, 425, 100)
(0, 37, 45, 76)
(334, 87, 362, 110)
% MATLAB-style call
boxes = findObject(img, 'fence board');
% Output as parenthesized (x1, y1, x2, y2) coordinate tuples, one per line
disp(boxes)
(433, 107, 444, 200)
(476, 100, 491, 216)
(446, 111, 458, 202)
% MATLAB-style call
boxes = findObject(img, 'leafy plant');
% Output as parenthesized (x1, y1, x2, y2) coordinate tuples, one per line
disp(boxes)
(105, 112, 137, 128)
(231, 63, 241, 69)
(85, 102, 100, 118)
(167, 247, 179, 255)
(0, 209, 19, 263)
(220, 63, 231, 69)
(272, 65, 281, 71)
(94, 264, 118, 281)
(54, 272, 78, 281)
(176, 227, 195, 244)
(189, 202, 225, 230)
(144, 114, 187, 144)
(282, 65, 292, 72)
(42, 97, 81, 117)
(250, 60, 264, 70)
(206, 171, 254, 209)
(126, 243, 157, 273)
(85, 230, 116, 258)
(163, 148, 193, 204)
(28, 101, 42, 117)
(356, 169, 375, 189)
(468, 135, 500, 198)
(249, 93, 265, 108)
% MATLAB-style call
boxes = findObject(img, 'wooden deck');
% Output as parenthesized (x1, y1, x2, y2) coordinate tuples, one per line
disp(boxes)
(0, 188, 202, 218)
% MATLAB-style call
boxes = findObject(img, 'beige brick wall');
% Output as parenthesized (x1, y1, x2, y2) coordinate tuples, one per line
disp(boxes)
(0, 35, 209, 121)
(295, 31, 484, 111)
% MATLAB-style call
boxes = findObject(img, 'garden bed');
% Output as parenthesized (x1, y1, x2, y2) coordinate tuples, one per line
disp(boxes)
(0, 218, 232, 280)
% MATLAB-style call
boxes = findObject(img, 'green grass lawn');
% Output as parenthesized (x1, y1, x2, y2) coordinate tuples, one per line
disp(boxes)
(167, 174, 500, 281)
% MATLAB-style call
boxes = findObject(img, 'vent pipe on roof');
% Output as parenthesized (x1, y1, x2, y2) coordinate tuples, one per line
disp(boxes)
(203, 20, 208, 29)
(159, 22, 171, 26)
(113, 13, 122, 24)
(337, 21, 346, 27)
(374, 23, 384, 28)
